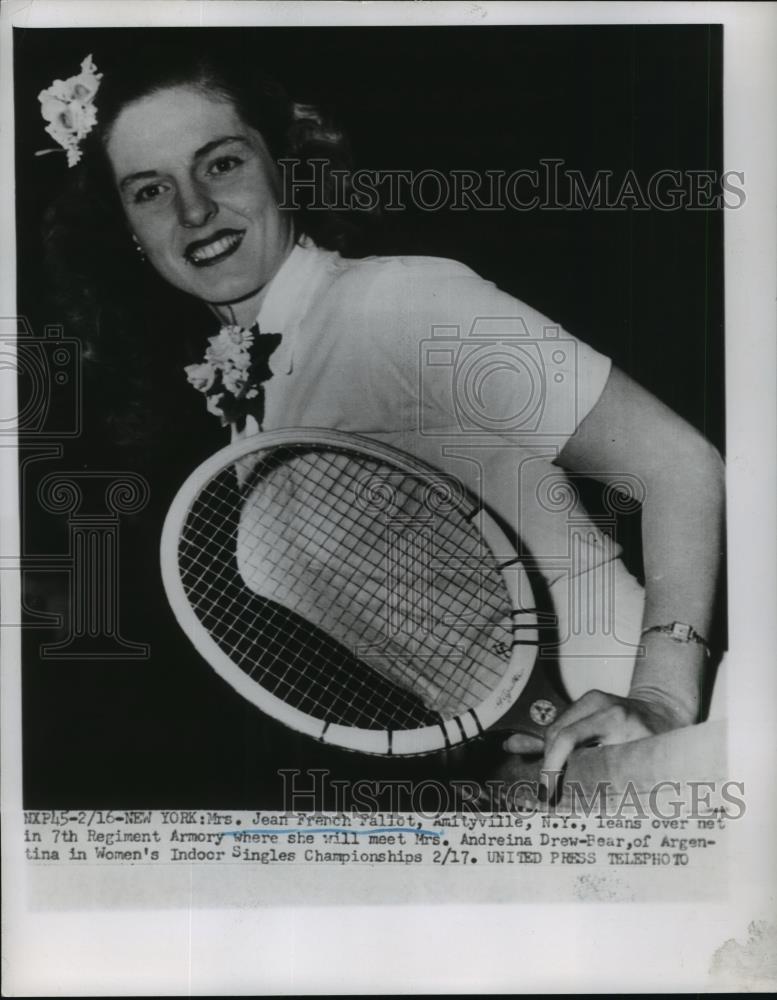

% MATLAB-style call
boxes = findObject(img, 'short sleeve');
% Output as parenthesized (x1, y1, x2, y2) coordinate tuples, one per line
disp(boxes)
(350, 256, 612, 454)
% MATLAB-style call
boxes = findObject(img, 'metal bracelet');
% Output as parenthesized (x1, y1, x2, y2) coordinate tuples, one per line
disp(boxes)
(640, 621, 711, 658)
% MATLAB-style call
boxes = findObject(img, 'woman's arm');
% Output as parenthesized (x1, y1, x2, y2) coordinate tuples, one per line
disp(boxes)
(504, 365, 726, 788)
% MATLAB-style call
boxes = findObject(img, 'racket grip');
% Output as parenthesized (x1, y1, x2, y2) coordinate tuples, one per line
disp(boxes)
(489, 664, 569, 741)
(440, 668, 568, 801)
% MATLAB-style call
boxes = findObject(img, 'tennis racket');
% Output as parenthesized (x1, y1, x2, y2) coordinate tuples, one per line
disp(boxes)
(161, 428, 564, 757)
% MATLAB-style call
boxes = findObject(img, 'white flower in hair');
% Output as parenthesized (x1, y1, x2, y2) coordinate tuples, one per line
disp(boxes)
(37, 54, 103, 167)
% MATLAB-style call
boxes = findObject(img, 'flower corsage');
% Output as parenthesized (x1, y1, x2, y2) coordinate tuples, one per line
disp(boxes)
(184, 325, 280, 430)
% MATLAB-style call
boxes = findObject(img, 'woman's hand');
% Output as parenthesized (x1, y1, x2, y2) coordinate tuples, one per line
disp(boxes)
(502, 688, 681, 801)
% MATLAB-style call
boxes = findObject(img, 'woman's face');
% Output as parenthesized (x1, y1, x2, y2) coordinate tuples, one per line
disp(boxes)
(106, 85, 294, 317)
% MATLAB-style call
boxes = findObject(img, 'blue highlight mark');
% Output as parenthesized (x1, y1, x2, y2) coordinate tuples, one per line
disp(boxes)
(223, 827, 441, 838)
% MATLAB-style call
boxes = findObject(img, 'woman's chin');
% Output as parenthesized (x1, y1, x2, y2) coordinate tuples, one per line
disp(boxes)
(181, 274, 265, 309)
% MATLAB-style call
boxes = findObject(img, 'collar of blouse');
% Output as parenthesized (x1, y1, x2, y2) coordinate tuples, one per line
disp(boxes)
(253, 237, 341, 378)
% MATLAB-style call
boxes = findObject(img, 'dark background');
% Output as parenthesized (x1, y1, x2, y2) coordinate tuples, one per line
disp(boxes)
(14, 25, 724, 808)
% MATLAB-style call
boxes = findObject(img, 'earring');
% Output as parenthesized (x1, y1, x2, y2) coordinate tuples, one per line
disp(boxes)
(131, 234, 146, 262)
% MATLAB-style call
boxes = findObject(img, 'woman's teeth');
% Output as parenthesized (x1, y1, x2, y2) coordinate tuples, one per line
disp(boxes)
(187, 233, 243, 264)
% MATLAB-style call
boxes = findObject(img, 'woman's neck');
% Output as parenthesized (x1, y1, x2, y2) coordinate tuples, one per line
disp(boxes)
(206, 286, 270, 329)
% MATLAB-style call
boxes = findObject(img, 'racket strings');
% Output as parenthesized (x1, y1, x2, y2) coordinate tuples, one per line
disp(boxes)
(238, 449, 514, 711)
(180, 445, 523, 730)
(180, 468, 440, 729)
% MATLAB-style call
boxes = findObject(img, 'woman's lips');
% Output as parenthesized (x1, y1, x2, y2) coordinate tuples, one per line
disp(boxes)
(184, 230, 245, 267)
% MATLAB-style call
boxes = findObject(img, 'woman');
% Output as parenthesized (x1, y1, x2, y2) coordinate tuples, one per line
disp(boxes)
(41, 44, 725, 802)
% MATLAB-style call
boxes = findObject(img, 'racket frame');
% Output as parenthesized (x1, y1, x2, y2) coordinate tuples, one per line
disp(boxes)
(161, 428, 539, 756)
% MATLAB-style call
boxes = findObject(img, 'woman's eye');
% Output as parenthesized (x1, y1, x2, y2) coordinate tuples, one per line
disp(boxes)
(207, 156, 243, 177)
(133, 183, 166, 204)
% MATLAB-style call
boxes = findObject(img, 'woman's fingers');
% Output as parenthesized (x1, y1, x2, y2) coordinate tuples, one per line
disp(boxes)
(542, 713, 607, 785)
(502, 694, 613, 802)
(502, 692, 614, 757)
(502, 732, 545, 754)
(542, 689, 611, 747)
(541, 701, 642, 801)
(501, 692, 662, 805)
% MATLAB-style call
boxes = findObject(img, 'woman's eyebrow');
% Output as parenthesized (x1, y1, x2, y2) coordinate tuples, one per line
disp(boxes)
(118, 169, 159, 192)
(118, 136, 251, 191)
(192, 134, 251, 160)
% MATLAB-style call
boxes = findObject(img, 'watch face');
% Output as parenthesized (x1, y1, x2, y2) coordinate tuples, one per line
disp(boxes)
(672, 623, 692, 641)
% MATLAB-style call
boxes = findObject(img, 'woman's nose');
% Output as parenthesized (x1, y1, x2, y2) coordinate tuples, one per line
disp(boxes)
(176, 181, 217, 228)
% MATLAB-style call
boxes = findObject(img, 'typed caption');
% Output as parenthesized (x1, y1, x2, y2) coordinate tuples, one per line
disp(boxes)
(23, 807, 731, 870)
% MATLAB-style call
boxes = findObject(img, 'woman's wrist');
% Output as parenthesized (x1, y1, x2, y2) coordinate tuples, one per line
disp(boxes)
(624, 692, 694, 733)
(629, 632, 705, 729)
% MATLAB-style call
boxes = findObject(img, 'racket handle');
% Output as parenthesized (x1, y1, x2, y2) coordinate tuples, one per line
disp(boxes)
(489, 664, 569, 741)
(440, 664, 569, 783)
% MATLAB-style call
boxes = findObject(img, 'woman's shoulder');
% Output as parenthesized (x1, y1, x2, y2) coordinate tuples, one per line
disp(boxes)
(327, 251, 521, 321)
(336, 252, 483, 288)
(318, 247, 613, 388)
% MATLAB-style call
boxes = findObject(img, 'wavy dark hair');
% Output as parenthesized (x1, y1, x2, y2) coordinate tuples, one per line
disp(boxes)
(42, 41, 377, 452)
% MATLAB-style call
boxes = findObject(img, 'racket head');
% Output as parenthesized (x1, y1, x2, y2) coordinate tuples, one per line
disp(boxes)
(161, 428, 539, 756)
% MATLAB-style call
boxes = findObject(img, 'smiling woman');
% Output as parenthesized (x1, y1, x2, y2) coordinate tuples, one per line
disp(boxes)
(43, 43, 370, 445)
(106, 88, 294, 322)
